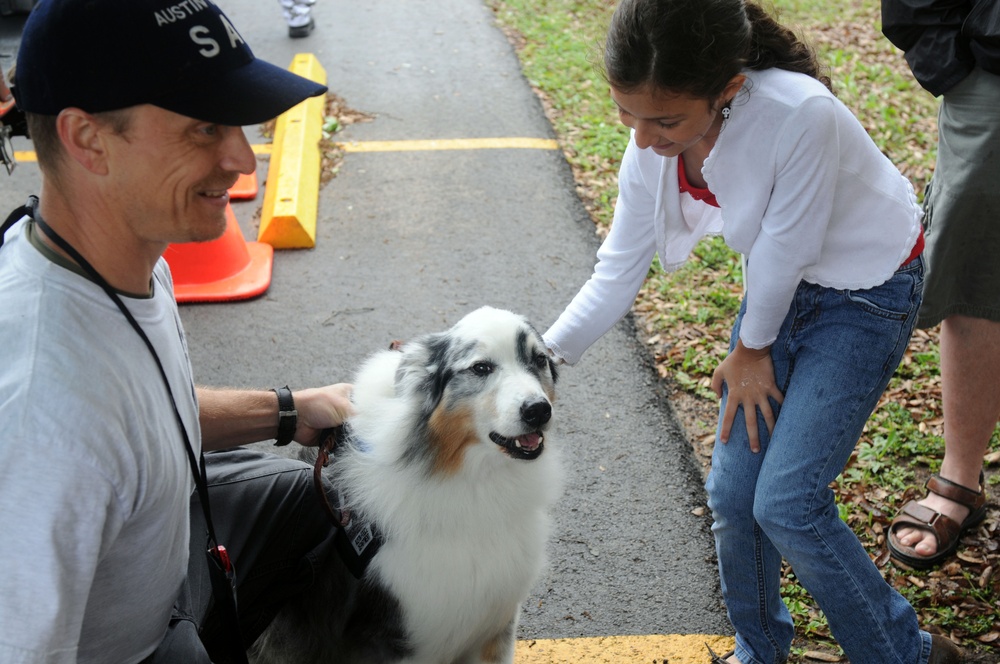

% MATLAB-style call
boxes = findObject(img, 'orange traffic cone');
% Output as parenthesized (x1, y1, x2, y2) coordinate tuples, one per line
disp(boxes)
(163, 204, 273, 303)
(229, 171, 259, 200)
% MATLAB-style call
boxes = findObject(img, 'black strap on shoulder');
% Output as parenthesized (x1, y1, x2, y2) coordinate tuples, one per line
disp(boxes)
(0, 195, 37, 250)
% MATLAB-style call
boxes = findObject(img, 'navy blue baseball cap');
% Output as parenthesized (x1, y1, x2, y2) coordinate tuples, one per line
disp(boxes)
(12, 0, 328, 126)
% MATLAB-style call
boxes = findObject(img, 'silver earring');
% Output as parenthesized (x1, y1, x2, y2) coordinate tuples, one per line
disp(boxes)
(721, 104, 731, 120)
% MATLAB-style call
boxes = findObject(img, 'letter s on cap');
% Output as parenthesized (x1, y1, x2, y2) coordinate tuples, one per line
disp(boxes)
(190, 26, 220, 57)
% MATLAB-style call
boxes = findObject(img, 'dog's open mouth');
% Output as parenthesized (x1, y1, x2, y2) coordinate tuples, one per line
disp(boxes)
(489, 431, 544, 460)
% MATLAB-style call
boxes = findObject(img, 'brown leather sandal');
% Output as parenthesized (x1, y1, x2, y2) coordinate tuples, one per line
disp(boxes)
(888, 471, 987, 570)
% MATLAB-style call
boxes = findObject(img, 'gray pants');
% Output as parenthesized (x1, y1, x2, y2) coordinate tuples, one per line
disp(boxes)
(918, 67, 1000, 327)
(144, 448, 336, 664)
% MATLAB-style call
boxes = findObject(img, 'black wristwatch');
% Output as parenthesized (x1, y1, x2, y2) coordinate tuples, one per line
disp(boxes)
(271, 385, 297, 446)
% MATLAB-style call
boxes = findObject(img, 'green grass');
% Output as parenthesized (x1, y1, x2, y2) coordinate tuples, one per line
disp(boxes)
(488, 0, 1000, 657)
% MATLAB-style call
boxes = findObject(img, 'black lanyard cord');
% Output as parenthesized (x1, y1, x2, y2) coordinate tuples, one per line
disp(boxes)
(30, 201, 219, 545)
(3, 198, 215, 541)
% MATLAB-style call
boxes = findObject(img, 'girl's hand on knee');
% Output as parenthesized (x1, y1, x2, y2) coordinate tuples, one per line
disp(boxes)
(712, 341, 784, 453)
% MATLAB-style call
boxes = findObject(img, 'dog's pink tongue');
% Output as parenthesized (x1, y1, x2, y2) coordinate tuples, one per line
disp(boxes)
(517, 433, 541, 451)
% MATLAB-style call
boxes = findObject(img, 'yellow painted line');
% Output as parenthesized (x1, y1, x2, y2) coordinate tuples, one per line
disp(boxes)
(336, 137, 559, 152)
(10, 137, 557, 166)
(15, 148, 266, 162)
(516, 634, 734, 663)
(258, 53, 327, 249)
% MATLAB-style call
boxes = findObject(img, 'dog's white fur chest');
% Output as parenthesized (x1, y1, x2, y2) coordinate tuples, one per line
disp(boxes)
(252, 307, 562, 664)
(371, 498, 551, 660)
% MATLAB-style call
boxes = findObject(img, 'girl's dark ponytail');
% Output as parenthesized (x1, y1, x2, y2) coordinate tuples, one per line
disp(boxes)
(744, 2, 832, 92)
(604, 0, 831, 98)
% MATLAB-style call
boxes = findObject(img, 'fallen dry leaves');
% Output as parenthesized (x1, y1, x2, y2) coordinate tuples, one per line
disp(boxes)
(262, 91, 374, 187)
(318, 93, 374, 185)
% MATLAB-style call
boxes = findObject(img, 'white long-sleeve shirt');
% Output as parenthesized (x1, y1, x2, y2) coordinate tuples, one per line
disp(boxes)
(545, 68, 922, 364)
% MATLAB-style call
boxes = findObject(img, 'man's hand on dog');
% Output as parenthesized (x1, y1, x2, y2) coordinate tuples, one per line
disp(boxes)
(293, 383, 356, 446)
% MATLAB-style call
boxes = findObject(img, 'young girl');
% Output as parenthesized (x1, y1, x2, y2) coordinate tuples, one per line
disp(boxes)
(543, 0, 962, 662)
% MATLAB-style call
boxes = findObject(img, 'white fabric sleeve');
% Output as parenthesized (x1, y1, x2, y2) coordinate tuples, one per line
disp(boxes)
(544, 139, 658, 365)
(739, 96, 840, 349)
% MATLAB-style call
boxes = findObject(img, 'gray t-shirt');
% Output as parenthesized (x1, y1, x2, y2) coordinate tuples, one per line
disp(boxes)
(0, 218, 199, 663)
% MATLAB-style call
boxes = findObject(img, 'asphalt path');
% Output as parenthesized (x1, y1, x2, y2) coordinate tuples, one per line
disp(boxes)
(0, 0, 732, 650)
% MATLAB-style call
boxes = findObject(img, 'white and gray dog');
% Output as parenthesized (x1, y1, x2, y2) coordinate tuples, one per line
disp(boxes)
(251, 306, 563, 664)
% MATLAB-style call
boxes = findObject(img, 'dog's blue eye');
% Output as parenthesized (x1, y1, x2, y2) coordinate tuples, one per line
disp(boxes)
(471, 362, 494, 376)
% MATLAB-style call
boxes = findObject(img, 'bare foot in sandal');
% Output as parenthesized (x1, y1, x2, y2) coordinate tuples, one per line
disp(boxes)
(893, 490, 971, 555)
(888, 471, 987, 568)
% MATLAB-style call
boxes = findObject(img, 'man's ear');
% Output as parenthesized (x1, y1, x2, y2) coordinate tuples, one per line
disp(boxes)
(55, 108, 111, 175)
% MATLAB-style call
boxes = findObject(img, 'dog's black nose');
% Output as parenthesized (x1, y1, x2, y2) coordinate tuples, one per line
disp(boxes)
(521, 399, 551, 427)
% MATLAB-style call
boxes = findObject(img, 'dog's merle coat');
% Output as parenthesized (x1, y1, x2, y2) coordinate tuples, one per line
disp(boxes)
(251, 307, 562, 664)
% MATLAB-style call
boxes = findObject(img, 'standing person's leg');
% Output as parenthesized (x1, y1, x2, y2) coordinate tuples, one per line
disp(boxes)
(892, 315, 998, 552)
(889, 68, 1000, 566)
(937, 315, 1000, 491)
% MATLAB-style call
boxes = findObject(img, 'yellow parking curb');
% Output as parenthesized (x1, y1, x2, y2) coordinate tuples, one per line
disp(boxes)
(516, 634, 735, 663)
(258, 53, 327, 249)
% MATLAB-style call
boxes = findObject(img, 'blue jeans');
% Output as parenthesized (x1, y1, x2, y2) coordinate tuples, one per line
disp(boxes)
(706, 257, 934, 664)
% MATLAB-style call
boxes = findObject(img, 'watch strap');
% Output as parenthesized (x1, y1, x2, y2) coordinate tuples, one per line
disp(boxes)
(272, 385, 297, 446)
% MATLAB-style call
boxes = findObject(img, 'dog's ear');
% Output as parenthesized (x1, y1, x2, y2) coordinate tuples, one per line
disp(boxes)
(525, 324, 559, 385)
(394, 332, 453, 415)
(547, 355, 559, 384)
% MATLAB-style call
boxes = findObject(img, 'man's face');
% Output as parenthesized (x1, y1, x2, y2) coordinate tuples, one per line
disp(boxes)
(102, 104, 256, 245)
